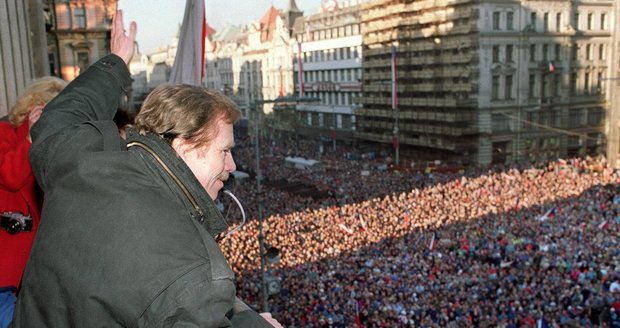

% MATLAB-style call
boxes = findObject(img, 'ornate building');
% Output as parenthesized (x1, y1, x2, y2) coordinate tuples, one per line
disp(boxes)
(45, 0, 117, 81)
(202, 1, 301, 119)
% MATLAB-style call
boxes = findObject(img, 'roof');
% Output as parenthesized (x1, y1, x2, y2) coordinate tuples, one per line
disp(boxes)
(205, 21, 216, 38)
(213, 24, 242, 42)
(260, 6, 280, 42)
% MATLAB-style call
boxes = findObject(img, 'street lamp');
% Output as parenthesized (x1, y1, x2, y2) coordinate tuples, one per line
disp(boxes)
(252, 96, 318, 312)
(252, 100, 269, 313)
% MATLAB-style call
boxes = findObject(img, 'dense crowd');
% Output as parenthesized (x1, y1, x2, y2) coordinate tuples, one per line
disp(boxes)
(218, 138, 620, 327)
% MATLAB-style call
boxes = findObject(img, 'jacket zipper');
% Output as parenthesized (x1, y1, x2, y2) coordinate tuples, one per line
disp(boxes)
(127, 141, 206, 222)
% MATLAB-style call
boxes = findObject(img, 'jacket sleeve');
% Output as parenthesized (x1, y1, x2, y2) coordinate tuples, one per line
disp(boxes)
(0, 123, 32, 191)
(29, 54, 132, 191)
(229, 298, 276, 327)
(138, 265, 273, 328)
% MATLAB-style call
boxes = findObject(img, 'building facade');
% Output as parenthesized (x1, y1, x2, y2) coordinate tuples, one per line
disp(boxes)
(45, 0, 117, 81)
(358, 0, 616, 165)
(606, 0, 620, 168)
(281, 0, 366, 148)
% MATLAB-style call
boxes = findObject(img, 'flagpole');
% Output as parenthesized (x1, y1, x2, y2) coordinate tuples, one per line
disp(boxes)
(391, 44, 400, 166)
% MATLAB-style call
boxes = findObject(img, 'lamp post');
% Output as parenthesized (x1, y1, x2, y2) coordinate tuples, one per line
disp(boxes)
(253, 101, 269, 313)
(252, 96, 319, 312)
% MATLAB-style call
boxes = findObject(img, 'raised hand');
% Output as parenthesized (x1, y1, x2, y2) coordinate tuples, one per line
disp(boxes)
(111, 10, 137, 65)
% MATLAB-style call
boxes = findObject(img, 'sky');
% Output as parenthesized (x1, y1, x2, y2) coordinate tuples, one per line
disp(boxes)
(118, 0, 322, 55)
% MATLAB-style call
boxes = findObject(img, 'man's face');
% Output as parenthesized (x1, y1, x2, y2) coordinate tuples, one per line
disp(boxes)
(173, 117, 236, 200)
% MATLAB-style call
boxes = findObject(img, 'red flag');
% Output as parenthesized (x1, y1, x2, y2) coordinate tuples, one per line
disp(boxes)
(391, 46, 397, 110)
(403, 209, 410, 228)
(536, 207, 556, 221)
(392, 135, 399, 149)
(429, 232, 436, 251)
(461, 234, 469, 252)
(279, 66, 284, 97)
(297, 42, 305, 97)
(169, 0, 206, 85)
(355, 300, 362, 328)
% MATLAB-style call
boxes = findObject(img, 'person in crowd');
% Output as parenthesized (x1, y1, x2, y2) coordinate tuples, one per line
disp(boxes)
(218, 137, 620, 327)
(0, 75, 66, 328)
(11, 11, 280, 328)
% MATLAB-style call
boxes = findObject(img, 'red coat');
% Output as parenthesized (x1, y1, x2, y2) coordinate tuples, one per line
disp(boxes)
(0, 118, 41, 288)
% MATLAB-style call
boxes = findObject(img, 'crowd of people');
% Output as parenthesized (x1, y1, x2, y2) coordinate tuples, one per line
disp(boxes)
(218, 137, 620, 327)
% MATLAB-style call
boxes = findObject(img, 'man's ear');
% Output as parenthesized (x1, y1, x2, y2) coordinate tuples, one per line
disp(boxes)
(171, 138, 190, 159)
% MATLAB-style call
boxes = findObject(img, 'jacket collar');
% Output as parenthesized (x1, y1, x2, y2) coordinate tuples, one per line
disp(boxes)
(124, 128, 228, 239)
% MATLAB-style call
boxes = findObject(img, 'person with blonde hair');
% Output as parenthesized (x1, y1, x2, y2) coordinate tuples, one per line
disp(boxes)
(0, 75, 66, 328)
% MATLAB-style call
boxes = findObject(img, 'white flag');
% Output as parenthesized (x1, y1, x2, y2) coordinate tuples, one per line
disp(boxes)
(169, 0, 206, 86)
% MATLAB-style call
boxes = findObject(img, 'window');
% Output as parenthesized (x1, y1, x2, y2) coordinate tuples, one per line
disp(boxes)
(506, 45, 513, 62)
(530, 44, 536, 61)
(77, 51, 89, 74)
(505, 75, 513, 99)
(492, 75, 500, 100)
(553, 74, 561, 96)
(48, 53, 57, 76)
(530, 12, 537, 31)
(601, 14, 606, 30)
(586, 44, 591, 60)
(555, 44, 561, 61)
(571, 45, 578, 61)
(584, 72, 590, 94)
(492, 46, 500, 63)
(588, 108, 603, 126)
(543, 13, 549, 32)
(587, 13, 593, 30)
(599, 44, 605, 60)
(570, 73, 577, 95)
(74, 7, 86, 28)
(507, 12, 514, 30)
(493, 12, 501, 30)
(492, 114, 511, 132)
(556, 13, 562, 31)
(574, 13, 579, 30)
(542, 74, 549, 98)
(597, 72, 603, 94)
(543, 44, 549, 61)
(529, 74, 536, 98)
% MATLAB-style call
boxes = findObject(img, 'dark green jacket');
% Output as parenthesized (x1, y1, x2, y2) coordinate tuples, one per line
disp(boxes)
(11, 55, 270, 327)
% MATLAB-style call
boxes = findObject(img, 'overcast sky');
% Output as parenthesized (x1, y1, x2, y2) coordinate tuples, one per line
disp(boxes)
(118, 0, 321, 54)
